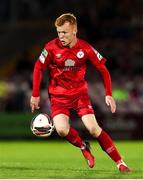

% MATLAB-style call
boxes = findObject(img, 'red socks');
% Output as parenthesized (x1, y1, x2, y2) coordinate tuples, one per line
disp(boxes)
(65, 128, 121, 164)
(97, 130, 121, 163)
(65, 127, 83, 148)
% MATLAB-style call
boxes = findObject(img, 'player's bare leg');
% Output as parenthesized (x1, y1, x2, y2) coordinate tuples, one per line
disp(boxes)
(82, 114, 130, 172)
(53, 114, 70, 137)
(53, 113, 95, 168)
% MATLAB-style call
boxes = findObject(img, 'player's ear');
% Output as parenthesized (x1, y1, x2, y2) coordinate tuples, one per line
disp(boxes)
(73, 25, 77, 35)
(73, 28, 77, 35)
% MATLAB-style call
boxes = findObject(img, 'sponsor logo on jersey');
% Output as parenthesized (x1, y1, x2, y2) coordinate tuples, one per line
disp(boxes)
(64, 59, 77, 71)
(39, 48, 48, 64)
(65, 59, 75, 66)
(77, 50, 84, 59)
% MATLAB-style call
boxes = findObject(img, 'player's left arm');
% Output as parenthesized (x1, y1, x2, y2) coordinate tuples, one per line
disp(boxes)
(105, 95, 116, 113)
(87, 46, 116, 113)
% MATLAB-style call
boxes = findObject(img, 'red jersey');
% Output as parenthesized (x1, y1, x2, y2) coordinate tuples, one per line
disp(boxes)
(32, 38, 112, 97)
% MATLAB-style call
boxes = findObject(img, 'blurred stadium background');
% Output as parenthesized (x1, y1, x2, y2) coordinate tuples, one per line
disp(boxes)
(0, 0, 143, 141)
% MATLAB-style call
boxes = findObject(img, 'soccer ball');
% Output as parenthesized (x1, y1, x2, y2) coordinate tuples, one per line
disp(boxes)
(31, 113, 54, 137)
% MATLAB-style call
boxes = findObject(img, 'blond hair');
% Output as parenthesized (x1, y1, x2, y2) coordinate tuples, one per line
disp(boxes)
(55, 13, 77, 27)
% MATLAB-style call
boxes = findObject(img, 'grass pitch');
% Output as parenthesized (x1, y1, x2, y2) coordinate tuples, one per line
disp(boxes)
(0, 140, 142, 179)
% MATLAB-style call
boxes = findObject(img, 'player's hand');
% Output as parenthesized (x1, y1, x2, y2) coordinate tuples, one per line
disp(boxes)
(30, 96, 40, 113)
(105, 95, 116, 113)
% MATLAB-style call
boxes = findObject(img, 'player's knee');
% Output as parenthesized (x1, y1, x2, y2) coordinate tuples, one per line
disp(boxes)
(88, 126, 102, 137)
(56, 127, 69, 137)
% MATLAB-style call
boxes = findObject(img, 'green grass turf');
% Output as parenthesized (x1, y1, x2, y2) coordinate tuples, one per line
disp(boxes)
(0, 140, 142, 179)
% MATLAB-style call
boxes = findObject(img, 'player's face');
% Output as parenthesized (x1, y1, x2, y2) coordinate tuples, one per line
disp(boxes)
(56, 22, 77, 47)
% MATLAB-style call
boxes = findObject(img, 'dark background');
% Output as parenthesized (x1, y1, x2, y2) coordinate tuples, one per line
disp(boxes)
(0, 0, 143, 140)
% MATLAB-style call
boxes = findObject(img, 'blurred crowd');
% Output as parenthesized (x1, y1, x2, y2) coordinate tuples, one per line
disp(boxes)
(0, 0, 143, 115)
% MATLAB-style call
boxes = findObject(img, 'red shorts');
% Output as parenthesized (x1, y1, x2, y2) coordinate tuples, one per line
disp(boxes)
(50, 93, 94, 118)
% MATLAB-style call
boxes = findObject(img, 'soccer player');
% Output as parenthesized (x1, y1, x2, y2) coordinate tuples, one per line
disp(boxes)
(30, 13, 130, 172)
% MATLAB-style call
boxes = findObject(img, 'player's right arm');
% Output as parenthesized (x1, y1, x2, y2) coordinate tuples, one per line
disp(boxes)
(30, 96, 40, 113)
(30, 45, 51, 113)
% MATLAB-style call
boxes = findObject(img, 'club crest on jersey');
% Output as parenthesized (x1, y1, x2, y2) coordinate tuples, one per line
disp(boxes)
(65, 59, 75, 66)
(77, 50, 84, 59)
(39, 48, 48, 64)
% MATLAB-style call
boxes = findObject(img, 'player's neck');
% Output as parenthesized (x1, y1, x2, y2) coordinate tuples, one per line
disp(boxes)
(68, 37, 77, 48)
